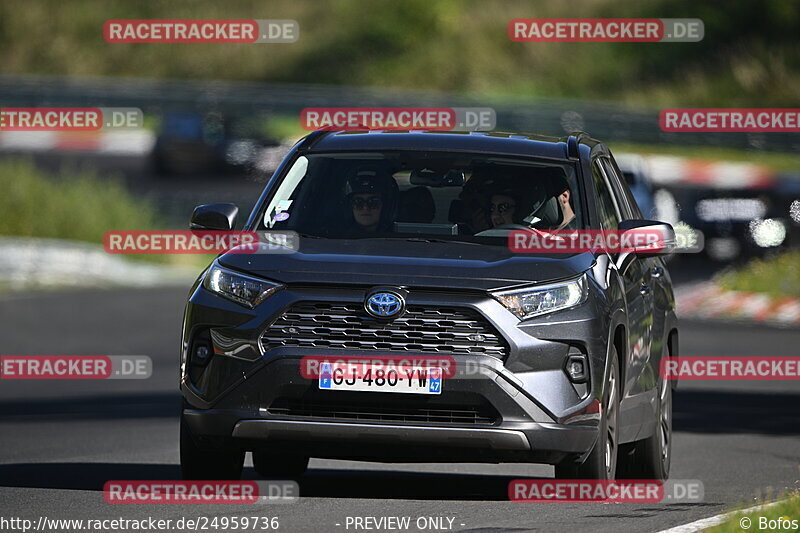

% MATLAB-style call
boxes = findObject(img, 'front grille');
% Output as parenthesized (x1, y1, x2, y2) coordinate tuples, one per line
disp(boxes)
(260, 302, 508, 358)
(267, 398, 499, 425)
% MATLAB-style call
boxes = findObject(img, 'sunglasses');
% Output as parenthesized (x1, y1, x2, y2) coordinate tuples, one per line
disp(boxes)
(489, 202, 516, 214)
(351, 196, 383, 210)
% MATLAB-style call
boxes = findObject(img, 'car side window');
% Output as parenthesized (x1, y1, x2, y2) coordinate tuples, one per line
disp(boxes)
(601, 157, 642, 220)
(592, 161, 620, 230)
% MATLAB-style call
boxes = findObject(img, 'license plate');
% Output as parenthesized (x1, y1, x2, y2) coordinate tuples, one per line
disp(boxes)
(318, 362, 442, 394)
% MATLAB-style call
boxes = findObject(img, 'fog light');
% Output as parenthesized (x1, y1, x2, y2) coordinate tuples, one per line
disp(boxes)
(565, 353, 588, 383)
(193, 343, 212, 366)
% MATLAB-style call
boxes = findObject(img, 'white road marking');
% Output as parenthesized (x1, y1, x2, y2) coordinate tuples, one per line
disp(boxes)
(654, 499, 785, 533)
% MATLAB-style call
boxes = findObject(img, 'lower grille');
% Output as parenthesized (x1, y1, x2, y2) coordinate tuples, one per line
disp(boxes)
(260, 302, 508, 358)
(266, 398, 499, 425)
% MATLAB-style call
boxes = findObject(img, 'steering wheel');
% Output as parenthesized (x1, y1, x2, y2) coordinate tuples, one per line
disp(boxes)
(493, 224, 531, 230)
(474, 224, 533, 237)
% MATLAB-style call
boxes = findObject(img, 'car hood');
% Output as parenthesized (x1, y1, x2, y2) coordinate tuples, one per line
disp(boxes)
(218, 238, 595, 291)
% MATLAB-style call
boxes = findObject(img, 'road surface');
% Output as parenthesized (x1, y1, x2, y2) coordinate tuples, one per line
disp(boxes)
(1, 287, 799, 533)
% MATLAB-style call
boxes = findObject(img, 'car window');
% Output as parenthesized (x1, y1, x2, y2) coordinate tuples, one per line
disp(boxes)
(622, 170, 638, 187)
(600, 157, 641, 220)
(592, 161, 620, 230)
(260, 151, 583, 240)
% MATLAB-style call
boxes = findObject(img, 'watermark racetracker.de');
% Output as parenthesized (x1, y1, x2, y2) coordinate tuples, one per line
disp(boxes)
(103, 480, 298, 504)
(0, 108, 143, 131)
(300, 107, 496, 132)
(103, 231, 299, 254)
(0, 355, 151, 379)
(508, 479, 705, 503)
(661, 108, 800, 132)
(507, 227, 704, 254)
(104, 19, 299, 43)
(509, 18, 704, 42)
(661, 356, 800, 380)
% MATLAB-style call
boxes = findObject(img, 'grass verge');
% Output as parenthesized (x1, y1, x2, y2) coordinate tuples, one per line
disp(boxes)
(260, 114, 308, 144)
(706, 491, 800, 532)
(0, 158, 212, 267)
(716, 251, 800, 298)
(612, 142, 800, 174)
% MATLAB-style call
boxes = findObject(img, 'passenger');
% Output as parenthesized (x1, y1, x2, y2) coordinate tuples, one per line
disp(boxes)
(458, 170, 492, 233)
(548, 175, 577, 230)
(344, 166, 399, 232)
(489, 189, 518, 227)
(498, 171, 577, 231)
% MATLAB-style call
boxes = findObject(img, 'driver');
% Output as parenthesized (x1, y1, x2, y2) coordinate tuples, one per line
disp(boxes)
(485, 170, 577, 230)
(489, 188, 519, 227)
(547, 174, 577, 230)
(344, 166, 399, 232)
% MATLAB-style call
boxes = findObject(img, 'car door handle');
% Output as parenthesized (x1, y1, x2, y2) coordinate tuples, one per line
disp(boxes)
(651, 266, 664, 278)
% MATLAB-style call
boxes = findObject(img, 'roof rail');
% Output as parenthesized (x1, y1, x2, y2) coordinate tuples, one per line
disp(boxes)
(296, 129, 333, 152)
(566, 131, 590, 159)
(297, 125, 384, 151)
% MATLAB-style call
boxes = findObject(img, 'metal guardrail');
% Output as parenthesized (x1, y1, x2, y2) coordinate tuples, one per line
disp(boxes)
(1, 74, 799, 155)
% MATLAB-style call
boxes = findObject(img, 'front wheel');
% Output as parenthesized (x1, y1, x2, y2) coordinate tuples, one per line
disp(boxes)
(618, 368, 672, 480)
(555, 347, 620, 480)
(180, 413, 244, 480)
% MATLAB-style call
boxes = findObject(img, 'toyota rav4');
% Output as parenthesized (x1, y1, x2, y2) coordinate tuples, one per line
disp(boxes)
(179, 130, 678, 481)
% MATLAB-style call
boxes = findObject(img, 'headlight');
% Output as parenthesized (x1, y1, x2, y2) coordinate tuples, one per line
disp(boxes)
(491, 275, 587, 320)
(203, 263, 283, 308)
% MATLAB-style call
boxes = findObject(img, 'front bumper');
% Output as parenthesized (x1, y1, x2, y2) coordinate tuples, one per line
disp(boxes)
(182, 354, 600, 464)
(181, 276, 611, 465)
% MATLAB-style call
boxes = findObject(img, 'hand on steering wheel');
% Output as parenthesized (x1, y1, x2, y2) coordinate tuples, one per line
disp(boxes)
(474, 224, 537, 237)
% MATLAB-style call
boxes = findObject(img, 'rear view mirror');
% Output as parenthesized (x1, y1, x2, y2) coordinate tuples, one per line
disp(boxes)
(410, 168, 465, 187)
(443, 170, 466, 186)
(190, 203, 239, 231)
(618, 219, 676, 256)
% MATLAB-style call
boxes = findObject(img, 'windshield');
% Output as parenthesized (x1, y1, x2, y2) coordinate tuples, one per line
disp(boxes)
(259, 151, 583, 242)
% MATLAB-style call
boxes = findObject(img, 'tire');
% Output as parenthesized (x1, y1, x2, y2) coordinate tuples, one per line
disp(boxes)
(555, 347, 620, 480)
(252, 451, 309, 478)
(180, 413, 244, 480)
(617, 363, 672, 480)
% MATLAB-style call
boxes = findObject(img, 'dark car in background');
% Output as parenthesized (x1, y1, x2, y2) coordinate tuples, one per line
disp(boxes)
(670, 185, 793, 262)
(153, 111, 279, 175)
(179, 130, 679, 481)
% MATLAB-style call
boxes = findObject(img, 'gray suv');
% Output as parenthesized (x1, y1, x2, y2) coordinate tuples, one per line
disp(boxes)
(179, 130, 678, 481)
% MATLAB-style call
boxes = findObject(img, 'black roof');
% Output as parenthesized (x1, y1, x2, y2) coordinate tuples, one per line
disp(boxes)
(299, 130, 599, 160)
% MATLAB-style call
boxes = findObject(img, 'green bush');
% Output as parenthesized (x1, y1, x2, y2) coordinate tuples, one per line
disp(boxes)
(0, 159, 217, 269)
(0, 159, 217, 268)
(716, 251, 800, 298)
(0, 158, 163, 242)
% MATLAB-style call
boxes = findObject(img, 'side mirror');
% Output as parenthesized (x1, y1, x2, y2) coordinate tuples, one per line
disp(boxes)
(190, 203, 239, 231)
(618, 219, 676, 256)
